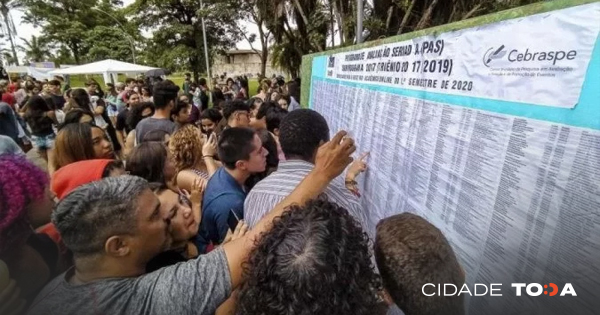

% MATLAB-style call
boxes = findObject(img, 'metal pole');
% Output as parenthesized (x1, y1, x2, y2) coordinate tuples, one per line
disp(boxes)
(200, 0, 211, 88)
(356, 0, 363, 44)
(93, 8, 136, 64)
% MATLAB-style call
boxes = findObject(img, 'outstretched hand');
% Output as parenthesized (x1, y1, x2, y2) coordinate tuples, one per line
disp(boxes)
(189, 177, 207, 206)
(202, 133, 218, 157)
(346, 152, 369, 197)
(314, 131, 356, 181)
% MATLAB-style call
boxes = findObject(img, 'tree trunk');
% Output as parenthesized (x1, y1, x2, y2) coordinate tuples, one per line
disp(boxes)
(1, 11, 19, 66)
(462, 4, 483, 20)
(291, 0, 310, 28)
(343, 1, 355, 44)
(332, 0, 344, 45)
(258, 27, 269, 78)
(330, 2, 335, 47)
(385, 5, 394, 33)
(416, 0, 440, 30)
(8, 32, 19, 66)
(397, 0, 416, 35)
(260, 48, 268, 78)
(190, 55, 200, 83)
(71, 43, 81, 64)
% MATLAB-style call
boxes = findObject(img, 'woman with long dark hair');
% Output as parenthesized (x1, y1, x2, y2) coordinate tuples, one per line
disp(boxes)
(53, 123, 115, 171)
(122, 101, 154, 158)
(141, 86, 153, 102)
(62, 108, 94, 125)
(23, 95, 57, 173)
(70, 88, 122, 153)
(125, 141, 176, 188)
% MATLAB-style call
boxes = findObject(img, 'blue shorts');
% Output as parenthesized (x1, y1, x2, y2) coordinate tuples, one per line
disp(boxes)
(31, 133, 56, 150)
(107, 103, 119, 117)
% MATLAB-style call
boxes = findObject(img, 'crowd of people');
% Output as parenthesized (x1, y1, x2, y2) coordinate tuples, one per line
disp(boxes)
(0, 74, 465, 315)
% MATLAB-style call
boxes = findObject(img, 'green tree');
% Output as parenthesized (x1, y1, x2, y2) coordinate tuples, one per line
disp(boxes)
(22, 0, 139, 64)
(18, 35, 52, 64)
(0, 46, 17, 65)
(238, 0, 272, 78)
(128, 0, 243, 81)
(270, 31, 303, 79)
(84, 25, 137, 62)
(51, 44, 76, 66)
(259, 0, 330, 77)
(0, 0, 22, 65)
(367, 0, 544, 38)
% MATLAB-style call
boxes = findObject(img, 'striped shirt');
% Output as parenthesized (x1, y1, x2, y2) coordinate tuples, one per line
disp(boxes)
(244, 160, 374, 240)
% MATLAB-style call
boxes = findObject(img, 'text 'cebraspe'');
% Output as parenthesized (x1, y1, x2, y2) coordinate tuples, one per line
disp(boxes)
(422, 283, 577, 297)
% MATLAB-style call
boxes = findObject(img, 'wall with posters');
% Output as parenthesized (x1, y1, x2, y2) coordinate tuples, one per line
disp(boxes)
(302, 1, 600, 314)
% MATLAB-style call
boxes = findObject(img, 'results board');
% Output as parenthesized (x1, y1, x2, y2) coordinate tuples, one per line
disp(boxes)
(307, 2, 600, 314)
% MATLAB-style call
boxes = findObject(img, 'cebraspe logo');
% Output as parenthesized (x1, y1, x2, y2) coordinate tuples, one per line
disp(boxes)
(422, 283, 577, 297)
(328, 55, 335, 68)
(483, 45, 578, 67)
(483, 45, 507, 67)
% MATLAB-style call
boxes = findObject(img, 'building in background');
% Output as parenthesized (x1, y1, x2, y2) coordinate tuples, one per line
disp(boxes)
(211, 49, 284, 79)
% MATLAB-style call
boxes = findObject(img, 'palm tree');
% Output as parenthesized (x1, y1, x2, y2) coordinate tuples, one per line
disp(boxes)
(19, 35, 52, 64)
(270, 32, 302, 79)
(0, 0, 22, 65)
(0, 46, 17, 65)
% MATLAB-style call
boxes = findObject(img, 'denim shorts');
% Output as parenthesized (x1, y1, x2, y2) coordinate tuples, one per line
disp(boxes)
(31, 133, 56, 150)
(107, 103, 119, 117)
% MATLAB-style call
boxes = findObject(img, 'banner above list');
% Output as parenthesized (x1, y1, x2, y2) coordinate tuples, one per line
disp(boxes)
(325, 3, 600, 109)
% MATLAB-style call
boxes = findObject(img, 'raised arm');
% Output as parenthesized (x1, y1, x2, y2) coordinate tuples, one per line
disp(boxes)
(202, 133, 219, 177)
(222, 131, 356, 289)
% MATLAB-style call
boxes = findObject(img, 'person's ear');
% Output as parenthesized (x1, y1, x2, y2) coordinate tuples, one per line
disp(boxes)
(274, 128, 280, 137)
(105, 235, 131, 257)
(235, 160, 247, 171)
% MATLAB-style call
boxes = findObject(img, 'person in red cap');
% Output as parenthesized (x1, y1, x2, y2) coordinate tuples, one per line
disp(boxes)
(37, 159, 126, 266)
(51, 159, 126, 199)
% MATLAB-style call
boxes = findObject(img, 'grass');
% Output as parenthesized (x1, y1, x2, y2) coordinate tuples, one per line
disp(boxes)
(67, 74, 260, 95)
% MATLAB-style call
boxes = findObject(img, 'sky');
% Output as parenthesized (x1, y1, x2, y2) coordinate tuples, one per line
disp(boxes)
(9, 0, 259, 62)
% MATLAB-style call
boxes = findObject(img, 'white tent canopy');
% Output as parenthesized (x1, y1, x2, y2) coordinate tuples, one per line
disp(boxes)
(49, 59, 159, 84)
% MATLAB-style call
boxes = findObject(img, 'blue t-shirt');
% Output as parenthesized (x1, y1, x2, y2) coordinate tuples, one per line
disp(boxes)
(196, 167, 246, 252)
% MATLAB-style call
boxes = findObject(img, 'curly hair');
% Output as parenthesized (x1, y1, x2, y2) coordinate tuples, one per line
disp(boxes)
(236, 199, 383, 315)
(0, 154, 48, 254)
(169, 124, 204, 174)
